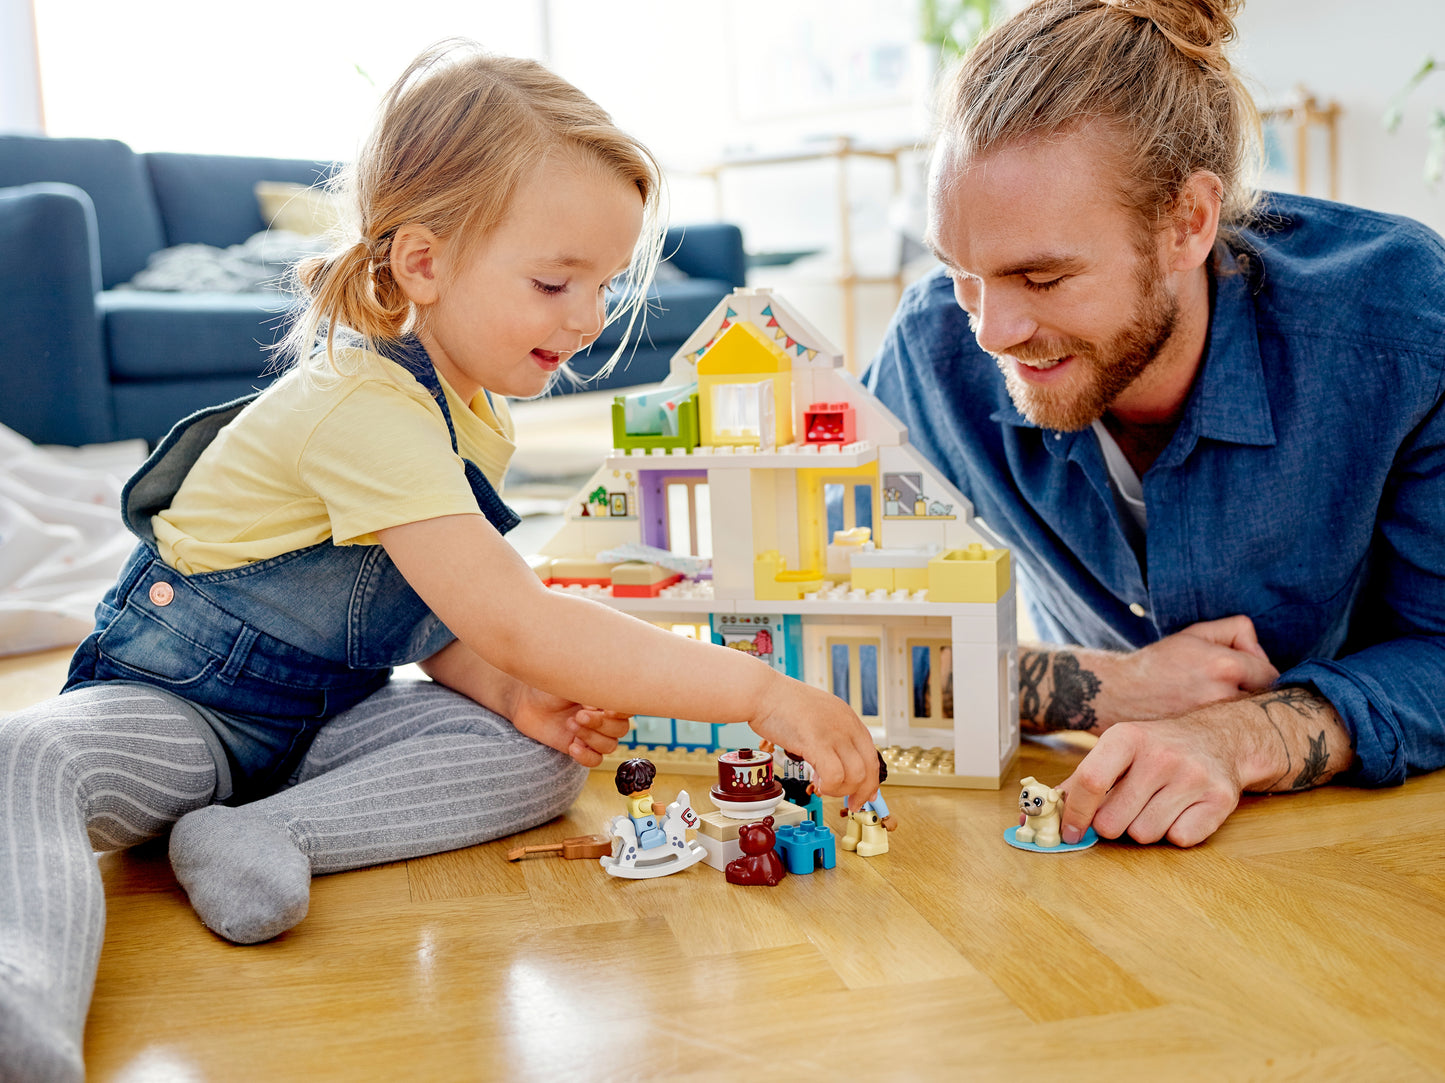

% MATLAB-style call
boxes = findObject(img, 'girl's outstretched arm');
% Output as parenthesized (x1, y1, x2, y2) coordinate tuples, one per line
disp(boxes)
(420, 639, 630, 766)
(379, 513, 878, 808)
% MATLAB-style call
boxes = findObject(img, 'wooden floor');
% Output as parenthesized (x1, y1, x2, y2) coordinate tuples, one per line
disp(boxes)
(5, 647, 1445, 1081)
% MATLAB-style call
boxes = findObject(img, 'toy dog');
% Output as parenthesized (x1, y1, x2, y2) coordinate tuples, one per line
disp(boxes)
(1016, 776, 1064, 848)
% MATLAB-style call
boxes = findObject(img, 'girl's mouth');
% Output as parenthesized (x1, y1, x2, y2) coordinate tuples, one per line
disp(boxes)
(532, 348, 564, 370)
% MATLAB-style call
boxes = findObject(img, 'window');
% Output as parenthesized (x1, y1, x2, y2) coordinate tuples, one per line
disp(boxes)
(824, 481, 874, 537)
(664, 478, 712, 559)
(828, 637, 880, 722)
(908, 640, 953, 726)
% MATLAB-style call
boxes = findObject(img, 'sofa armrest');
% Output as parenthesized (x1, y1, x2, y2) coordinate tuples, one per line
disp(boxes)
(0, 183, 114, 444)
(662, 223, 747, 289)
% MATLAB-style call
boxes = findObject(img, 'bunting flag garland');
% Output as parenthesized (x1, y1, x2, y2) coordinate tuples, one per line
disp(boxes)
(691, 302, 820, 361)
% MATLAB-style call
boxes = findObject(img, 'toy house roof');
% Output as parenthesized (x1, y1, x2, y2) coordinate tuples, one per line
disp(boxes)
(671, 288, 843, 379)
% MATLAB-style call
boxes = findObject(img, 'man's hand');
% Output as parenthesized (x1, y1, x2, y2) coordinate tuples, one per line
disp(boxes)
(1057, 686, 1354, 847)
(1059, 716, 1244, 846)
(1020, 616, 1280, 733)
(508, 685, 631, 768)
(1109, 616, 1280, 720)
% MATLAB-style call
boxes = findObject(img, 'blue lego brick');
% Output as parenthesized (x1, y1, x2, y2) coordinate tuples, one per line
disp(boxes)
(774, 820, 837, 874)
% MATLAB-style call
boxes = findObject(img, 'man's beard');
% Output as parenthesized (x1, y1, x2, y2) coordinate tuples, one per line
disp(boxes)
(982, 255, 1179, 432)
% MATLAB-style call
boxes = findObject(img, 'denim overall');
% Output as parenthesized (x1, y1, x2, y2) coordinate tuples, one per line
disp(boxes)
(65, 336, 519, 800)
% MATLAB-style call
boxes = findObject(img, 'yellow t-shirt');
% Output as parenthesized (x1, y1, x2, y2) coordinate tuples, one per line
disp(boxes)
(153, 346, 516, 575)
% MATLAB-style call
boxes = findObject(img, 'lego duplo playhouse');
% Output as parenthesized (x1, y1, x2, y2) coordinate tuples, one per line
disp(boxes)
(531, 288, 1019, 788)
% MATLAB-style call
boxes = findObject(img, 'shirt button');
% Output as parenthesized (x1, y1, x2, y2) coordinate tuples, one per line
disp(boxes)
(149, 581, 175, 607)
(1129, 602, 1147, 618)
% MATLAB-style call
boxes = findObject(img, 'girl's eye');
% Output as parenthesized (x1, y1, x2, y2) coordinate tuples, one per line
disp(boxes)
(532, 280, 566, 296)
(604, 274, 627, 296)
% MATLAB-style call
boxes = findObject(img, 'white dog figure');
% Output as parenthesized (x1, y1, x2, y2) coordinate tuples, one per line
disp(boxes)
(1016, 777, 1064, 848)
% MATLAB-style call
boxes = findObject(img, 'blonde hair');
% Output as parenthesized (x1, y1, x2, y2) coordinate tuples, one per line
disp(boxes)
(281, 40, 664, 383)
(934, 0, 1262, 242)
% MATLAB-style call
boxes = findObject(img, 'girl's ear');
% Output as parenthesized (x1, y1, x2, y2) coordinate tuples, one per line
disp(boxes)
(389, 224, 444, 306)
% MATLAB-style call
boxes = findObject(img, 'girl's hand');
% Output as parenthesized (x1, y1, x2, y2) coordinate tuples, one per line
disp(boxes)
(509, 685, 632, 767)
(749, 677, 878, 811)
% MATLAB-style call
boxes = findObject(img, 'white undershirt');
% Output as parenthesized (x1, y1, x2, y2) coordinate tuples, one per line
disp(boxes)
(1092, 419, 1148, 532)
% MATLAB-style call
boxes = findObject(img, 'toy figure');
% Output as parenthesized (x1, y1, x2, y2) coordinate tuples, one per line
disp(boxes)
(1015, 776, 1063, 847)
(725, 816, 787, 886)
(600, 758, 706, 879)
(615, 757, 667, 848)
(839, 750, 897, 857)
(759, 738, 823, 823)
(1004, 776, 1098, 853)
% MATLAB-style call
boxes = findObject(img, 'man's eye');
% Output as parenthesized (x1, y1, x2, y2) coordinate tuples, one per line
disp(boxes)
(1025, 277, 1064, 292)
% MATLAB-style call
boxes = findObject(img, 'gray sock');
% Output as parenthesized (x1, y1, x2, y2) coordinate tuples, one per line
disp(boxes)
(168, 805, 311, 945)
(0, 685, 217, 1083)
(165, 681, 586, 942)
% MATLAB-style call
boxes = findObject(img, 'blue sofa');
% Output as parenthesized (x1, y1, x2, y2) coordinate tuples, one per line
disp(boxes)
(0, 135, 745, 446)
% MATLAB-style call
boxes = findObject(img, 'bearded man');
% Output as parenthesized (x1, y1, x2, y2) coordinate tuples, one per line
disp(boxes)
(866, 0, 1445, 844)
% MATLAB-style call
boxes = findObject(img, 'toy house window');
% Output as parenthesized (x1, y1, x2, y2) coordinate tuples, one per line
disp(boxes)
(665, 478, 712, 559)
(883, 472, 924, 516)
(908, 641, 953, 725)
(825, 482, 875, 536)
(712, 382, 769, 440)
(828, 637, 879, 722)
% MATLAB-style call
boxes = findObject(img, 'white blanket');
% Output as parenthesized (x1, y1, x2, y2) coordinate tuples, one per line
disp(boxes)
(0, 424, 146, 656)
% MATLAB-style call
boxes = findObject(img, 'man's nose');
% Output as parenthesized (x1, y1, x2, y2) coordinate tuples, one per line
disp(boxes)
(967, 286, 1037, 357)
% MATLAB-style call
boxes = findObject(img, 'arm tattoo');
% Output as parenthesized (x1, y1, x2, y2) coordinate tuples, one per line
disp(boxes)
(1043, 653, 1102, 732)
(1293, 731, 1331, 789)
(1257, 687, 1334, 791)
(1019, 651, 1048, 724)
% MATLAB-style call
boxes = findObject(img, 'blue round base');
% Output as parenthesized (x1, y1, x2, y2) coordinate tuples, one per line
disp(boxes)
(1005, 825, 1098, 853)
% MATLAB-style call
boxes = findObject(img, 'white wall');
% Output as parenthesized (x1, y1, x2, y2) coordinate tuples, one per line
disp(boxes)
(0, 0, 43, 133)
(1236, 0, 1445, 236)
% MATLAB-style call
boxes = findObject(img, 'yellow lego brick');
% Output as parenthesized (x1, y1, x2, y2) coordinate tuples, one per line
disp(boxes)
(926, 543, 1011, 603)
(850, 567, 895, 592)
(895, 566, 930, 592)
(753, 551, 822, 600)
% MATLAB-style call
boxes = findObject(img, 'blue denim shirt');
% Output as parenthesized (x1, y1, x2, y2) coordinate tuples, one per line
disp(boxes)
(865, 192, 1445, 787)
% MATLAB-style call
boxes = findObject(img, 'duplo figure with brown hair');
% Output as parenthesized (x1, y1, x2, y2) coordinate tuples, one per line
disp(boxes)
(868, 0, 1445, 846)
(0, 41, 878, 1083)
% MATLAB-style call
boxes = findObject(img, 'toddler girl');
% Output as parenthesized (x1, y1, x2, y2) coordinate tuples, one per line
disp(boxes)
(0, 41, 877, 1083)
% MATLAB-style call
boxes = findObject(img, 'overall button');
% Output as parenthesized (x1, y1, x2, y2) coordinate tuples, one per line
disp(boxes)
(149, 581, 175, 606)
(1129, 602, 1147, 618)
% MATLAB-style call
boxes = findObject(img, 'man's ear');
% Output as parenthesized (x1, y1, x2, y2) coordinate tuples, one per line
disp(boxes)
(1168, 171, 1223, 272)
(389, 224, 444, 306)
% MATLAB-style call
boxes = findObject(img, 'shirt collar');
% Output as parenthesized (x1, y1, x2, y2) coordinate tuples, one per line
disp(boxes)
(989, 259, 1277, 463)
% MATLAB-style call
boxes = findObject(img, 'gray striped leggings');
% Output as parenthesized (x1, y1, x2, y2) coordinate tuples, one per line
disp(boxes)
(0, 679, 586, 1083)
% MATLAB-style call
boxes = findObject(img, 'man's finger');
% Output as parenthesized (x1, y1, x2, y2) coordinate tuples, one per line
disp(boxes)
(1058, 726, 1141, 840)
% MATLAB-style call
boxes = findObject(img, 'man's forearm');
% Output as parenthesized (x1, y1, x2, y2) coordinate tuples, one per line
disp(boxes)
(1022, 641, 1355, 791)
(1018, 646, 1104, 734)
(1234, 686, 1354, 792)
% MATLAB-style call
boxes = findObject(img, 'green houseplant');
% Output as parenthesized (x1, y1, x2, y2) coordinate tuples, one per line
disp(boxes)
(1385, 56, 1444, 186)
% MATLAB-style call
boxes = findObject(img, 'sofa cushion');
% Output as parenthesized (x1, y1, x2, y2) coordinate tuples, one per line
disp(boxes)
(145, 153, 335, 249)
(100, 291, 300, 381)
(0, 135, 165, 290)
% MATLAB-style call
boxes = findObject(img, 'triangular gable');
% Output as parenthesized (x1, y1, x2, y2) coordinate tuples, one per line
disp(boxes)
(672, 288, 843, 373)
(696, 321, 789, 375)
